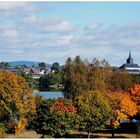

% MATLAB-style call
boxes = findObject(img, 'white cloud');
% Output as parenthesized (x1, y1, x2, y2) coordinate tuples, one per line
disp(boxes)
(0, 2, 38, 18)
(77, 23, 140, 48)
(0, 2, 28, 10)
(40, 20, 77, 33)
(55, 35, 75, 45)
(85, 22, 102, 31)
(21, 15, 77, 33)
(3, 29, 19, 39)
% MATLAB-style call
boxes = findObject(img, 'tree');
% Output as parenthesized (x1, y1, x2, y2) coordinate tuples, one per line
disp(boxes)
(52, 62, 60, 67)
(64, 56, 88, 101)
(0, 62, 11, 68)
(38, 62, 46, 68)
(129, 84, 140, 110)
(0, 70, 36, 134)
(87, 59, 112, 92)
(109, 70, 133, 91)
(75, 90, 111, 138)
(64, 57, 113, 100)
(105, 90, 138, 137)
(39, 71, 63, 90)
(129, 84, 140, 134)
(130, 74, 140, 84)
(32, 98, 76, 138)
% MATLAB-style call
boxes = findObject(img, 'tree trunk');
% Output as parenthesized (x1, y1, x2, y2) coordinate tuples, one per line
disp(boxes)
(137, 120, 140, 134)
(137, 112, 140, 134)
(88, 131, 90, 138)
(41, 134, 45, 138)
(111, 127, 115, 138)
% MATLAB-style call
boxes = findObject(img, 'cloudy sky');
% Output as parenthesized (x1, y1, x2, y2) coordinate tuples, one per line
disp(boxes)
(0, 2, 140, 66)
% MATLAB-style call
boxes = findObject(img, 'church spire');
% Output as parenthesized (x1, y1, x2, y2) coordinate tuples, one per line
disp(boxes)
(129, 50, 131, 59)
(127, 51, 133, 64)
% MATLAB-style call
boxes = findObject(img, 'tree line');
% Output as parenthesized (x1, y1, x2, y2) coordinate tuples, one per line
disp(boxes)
(0, 56, 140, 138)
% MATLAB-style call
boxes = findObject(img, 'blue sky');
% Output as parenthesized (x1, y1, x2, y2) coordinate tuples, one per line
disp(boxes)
(0, 2, 140, 66)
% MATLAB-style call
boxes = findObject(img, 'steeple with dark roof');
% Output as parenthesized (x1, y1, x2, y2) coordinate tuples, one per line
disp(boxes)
(126, 51, 133, 64)
(119, 51, 140, 74)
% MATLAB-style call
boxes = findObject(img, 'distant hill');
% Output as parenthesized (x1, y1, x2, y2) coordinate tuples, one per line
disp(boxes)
(9, 61, 52, 67)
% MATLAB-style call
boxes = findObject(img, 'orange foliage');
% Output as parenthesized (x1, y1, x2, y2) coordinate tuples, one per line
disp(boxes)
(129, 84, 140, 110)
(105, 90, 138, 128)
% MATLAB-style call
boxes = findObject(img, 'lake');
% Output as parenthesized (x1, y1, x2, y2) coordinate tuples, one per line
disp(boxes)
(33, 91, 63, 99)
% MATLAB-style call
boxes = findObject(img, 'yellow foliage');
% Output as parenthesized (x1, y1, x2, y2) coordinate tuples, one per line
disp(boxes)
(116, 110, 127, 120)
(0, 70, 36, 132)
(0, 128, 5, 134)
(15, 117, 27, 134)
(112, 120, 120, 128)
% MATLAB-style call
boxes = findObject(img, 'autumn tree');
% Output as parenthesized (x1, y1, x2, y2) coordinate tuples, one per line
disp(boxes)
(64, 56, 115, 100)
(109, 70, 133, 91)
(0, 70, 36, 134)
(87, 59, 112, 93)
(32, 98, 76, 138)
(75, 90, 111, 138)
(129, 84, 140, 134)
(130, 74, 140, 84)
(129, 84, 140, 109)
(64, 56, 88, 101)
(105, 90, 138, 137)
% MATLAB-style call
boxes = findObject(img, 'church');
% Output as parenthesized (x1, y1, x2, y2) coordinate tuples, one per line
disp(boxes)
(119, 51, 140, 74)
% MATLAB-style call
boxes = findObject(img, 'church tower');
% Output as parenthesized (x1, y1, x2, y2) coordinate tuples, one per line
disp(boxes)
(126, 51, 133, 64)
(120, 51, 140, 74)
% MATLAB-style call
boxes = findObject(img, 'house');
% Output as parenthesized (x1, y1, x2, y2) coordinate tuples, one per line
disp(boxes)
(24, 67, 47, 79)
(119, 51, 140, 74)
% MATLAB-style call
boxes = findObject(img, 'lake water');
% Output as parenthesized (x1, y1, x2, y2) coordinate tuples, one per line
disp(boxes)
(33, 91, 63, 99)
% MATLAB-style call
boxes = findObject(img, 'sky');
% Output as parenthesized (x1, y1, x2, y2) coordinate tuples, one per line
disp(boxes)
(0, 2, 140, 66)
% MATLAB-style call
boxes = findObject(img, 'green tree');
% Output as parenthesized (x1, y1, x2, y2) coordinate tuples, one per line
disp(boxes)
(39, 71, 63, 90)
(52, 62, 60, 67)
(0, 62, 11, 68)
(32, 98, 76, 138)
(38, 62, 46, 68)
(75, 90, 111, 138)
(0, 70, 36, 134)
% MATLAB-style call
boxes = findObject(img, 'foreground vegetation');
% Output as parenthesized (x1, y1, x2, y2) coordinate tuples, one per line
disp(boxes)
(0, 56, 140, 138)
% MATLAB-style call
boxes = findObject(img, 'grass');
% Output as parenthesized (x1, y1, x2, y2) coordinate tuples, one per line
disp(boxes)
(66, 129, 137, 138)
(2, 129, 138, 138)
